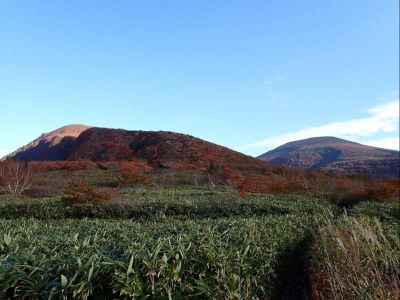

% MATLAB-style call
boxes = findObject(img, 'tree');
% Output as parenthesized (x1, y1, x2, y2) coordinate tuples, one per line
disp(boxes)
(0, 160, 32, 195)
(206, 161, 226, 187)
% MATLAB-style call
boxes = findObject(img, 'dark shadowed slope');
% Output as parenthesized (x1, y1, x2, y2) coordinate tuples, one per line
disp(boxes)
(258, 137, 399, 178)
(3, 125, 92, 161)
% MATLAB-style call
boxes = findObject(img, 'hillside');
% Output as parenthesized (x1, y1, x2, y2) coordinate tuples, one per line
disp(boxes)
(258, 137, 399, 178)
(3, 124, 92, 161)
(5, 125, 269, 176)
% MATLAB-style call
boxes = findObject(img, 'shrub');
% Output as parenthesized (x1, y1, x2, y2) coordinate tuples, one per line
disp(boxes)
(62, 181, 112, 206)
(117, 163, 152, 187)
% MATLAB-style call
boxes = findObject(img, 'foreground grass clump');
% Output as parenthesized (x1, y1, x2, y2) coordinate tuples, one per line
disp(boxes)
(351, 200, 400, 224)
(0, 216, 312, 299)
(310, 214, 400, 300)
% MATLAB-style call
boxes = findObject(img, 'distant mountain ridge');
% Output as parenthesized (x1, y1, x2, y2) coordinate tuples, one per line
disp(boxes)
(258, 137, 399, 178)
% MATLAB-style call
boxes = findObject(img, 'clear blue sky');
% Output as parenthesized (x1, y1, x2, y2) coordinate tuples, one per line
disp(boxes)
(1, 0, 399, 157)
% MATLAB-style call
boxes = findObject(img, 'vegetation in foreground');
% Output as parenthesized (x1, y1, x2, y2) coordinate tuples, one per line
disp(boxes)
(0, 161, 399, 299)
(0, 187, 398, 299)
(0, 215, 313, 299)
(310, 214, 400, 299)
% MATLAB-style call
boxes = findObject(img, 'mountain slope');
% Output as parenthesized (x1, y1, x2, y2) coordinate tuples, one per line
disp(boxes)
(67, 127, 269, 174)
(258, 137, 399, 178)
(5, 125, 269, 175)
(4, 125, 92, 161)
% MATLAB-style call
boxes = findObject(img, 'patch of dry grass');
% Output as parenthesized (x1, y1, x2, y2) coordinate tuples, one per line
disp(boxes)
(310, 215, 400, 299)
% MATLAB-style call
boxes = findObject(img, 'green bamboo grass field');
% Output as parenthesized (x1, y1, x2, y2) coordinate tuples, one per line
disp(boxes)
(0, 188, 399, 299)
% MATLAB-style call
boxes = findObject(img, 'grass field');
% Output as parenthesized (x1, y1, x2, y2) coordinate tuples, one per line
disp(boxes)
(0, 187, 399, 299)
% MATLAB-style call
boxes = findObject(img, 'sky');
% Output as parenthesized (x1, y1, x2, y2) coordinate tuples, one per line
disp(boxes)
(1, 0, 399, 157)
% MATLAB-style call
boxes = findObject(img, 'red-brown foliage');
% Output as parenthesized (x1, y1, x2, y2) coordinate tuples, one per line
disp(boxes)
(14, 156, 399, 204)
(30, 160, 96, 172)
(366, 178, 400, 200)
(12, 128, 269, 175)
(62, 180, 114, 205)
(117, 162, 152, 187)
(309, 175, 400, 205)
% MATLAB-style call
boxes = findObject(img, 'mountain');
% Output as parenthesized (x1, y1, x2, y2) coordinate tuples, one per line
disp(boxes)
(5, 127, 399, 195)
(4, 125, 269, 175)
(3, 125, 92, 161)
(258, 137, 399, 178)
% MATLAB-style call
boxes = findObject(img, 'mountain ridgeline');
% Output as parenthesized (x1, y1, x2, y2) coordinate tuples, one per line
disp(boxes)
(258, 137, 399, 178)
(4, 126, 399, 179)
(4, 125, 92, 161)
(5, 125, 268, 175)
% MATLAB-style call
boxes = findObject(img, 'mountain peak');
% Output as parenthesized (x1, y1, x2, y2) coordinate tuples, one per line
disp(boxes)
(3, 124, 92, 160)
(44, 124, 92, 137)
(258, 136, 399, 178)
(278, 136, 357, 148)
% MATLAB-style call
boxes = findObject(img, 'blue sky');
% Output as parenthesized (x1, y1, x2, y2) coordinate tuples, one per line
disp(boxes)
(1, 0, 399, 157)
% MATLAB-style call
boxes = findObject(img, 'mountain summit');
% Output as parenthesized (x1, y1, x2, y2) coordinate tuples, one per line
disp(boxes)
(4, 124, 92, 161)
(258, 137, 399, 178)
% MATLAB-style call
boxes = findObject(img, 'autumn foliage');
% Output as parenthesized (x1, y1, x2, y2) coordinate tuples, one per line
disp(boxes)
(62, 181, 113, 206)
(29, 160, 96, 172)
(2, 157, 398, 205)
(116, 161, 152, 187)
